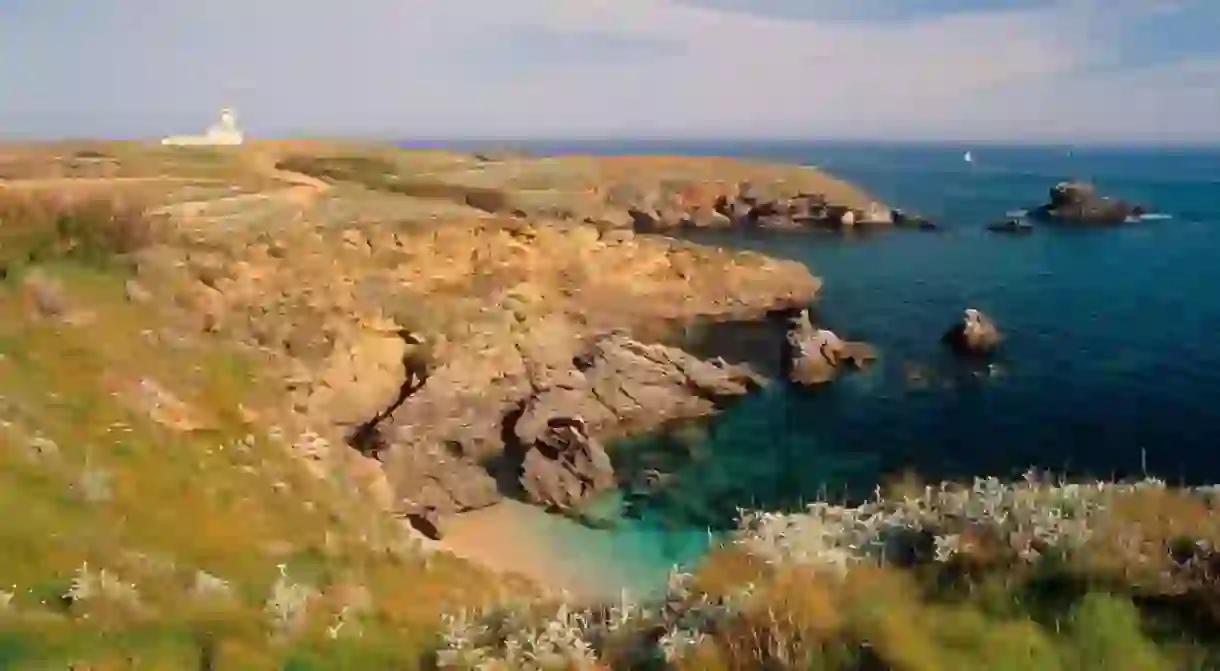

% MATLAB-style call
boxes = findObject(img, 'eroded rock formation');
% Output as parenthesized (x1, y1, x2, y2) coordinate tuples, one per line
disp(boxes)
(782, 309, 877, 386)
(363, 330, 766, 514)
(519, 417, 615, 512)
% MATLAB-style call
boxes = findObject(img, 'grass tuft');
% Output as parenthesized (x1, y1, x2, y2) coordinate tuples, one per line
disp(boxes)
(0, 190, 158, 276)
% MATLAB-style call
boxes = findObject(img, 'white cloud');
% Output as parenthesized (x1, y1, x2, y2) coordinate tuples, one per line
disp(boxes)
(0, 0, 1216, 141)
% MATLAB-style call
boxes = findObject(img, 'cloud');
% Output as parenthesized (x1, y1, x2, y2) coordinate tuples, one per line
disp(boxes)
(0, 0, 1216, 142)
(671, 0, 1061, 23)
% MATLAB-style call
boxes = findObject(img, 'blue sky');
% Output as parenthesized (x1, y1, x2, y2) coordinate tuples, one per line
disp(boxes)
(1, 0, 1218, 142)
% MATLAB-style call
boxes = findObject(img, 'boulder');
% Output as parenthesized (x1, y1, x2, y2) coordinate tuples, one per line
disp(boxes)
(627, 205, 685, 232)
(713, 195, 754, 223)
(893, 209, 937, 231)
(942, 308, 1002, 355)
(1029, 181, 1143, 225)
(736, 181, 762, 205)
(519, 417, 616, 512)
(858, 202, 894, 225)
(782, 310, 877, 385)
(684, 205, 732, 229)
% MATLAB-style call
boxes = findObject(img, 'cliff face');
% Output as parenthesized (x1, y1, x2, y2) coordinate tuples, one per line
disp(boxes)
(122, 144, 843, 517)
(3, 142, 879, 529)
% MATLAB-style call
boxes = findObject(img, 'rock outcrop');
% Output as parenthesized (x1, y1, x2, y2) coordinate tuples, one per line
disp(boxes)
(942, 308, 1002, 355)
(1028, 182, 1144, 225)
(369, 330, 766, 514)
(782, 309, 877, 385)
(613, 178, 920, 234)
(130, 149, 839, 518)
(519, 417, 615, 512)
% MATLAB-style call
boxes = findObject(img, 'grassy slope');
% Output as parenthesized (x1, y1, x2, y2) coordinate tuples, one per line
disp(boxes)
(0, 190, 532, 668)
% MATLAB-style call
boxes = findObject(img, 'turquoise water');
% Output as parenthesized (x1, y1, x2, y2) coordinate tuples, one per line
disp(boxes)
(415, 140, 1220, 596)
(636, 144, 1220, 534)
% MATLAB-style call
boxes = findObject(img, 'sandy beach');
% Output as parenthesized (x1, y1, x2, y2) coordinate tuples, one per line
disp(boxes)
(440, 499, 714, 603)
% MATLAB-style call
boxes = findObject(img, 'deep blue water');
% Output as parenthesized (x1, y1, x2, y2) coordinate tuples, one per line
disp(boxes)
(414, 140, 1220, 592)
(623, 142, 1220, 533)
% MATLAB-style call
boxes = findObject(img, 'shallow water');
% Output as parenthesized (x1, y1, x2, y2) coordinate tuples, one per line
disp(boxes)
(441, 141, 1220, 598)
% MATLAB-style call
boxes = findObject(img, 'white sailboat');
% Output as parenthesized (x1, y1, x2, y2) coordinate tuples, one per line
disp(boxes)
(963, 150, 974, 163)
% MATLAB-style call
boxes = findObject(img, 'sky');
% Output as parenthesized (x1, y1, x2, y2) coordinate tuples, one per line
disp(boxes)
(1, 0, 1218, 143)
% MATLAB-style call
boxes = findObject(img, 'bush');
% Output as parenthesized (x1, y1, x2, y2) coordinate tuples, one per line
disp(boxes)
(0, 190, 156, 275)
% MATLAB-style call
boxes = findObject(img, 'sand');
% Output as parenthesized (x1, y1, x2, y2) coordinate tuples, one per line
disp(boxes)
(439, 499, 715, 604)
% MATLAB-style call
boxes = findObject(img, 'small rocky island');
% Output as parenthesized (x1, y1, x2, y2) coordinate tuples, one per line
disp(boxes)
(942, 308, 1002, 355)
(1028, 181, 1145, 225)
(782, 309, 876, 385)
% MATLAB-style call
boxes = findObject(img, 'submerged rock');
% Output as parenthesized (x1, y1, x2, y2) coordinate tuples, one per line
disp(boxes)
(519, 417, 616, 512)
(987, 218, 1034, 234)
(893, 209, 937, 231)
(942, 308, 1002, 355)
(782, 309, 877, 385)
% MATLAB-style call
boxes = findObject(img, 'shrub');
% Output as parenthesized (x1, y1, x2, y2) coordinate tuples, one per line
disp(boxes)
(0, 190, 156, 275)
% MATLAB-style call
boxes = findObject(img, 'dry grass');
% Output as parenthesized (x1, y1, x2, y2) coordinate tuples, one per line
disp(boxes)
(0, 142, 274, 188)
(0, 259, 533, 667)
(0, 190, 159, 276)
(275, 154, 513, 213)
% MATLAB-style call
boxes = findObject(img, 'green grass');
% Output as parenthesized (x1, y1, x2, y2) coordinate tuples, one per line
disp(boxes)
(0, 252, 530, 668)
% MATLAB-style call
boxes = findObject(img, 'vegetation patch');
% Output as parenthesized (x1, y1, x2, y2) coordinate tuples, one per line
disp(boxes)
(435, 474, 1220, 670)
(0, 251, 532, 667)
(276, 154, 513, 213)
(0, 191, 158, 277)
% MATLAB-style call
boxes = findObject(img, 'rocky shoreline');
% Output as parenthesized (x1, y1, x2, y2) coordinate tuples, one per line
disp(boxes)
(95, 144, 890, 537)
(10, 142, 1030, 543)
(41, 142, 1053, 543)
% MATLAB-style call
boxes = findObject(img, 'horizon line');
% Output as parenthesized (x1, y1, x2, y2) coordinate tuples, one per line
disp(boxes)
(4, 134, 1220, 151)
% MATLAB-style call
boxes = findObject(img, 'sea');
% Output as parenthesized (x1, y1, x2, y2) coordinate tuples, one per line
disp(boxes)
(419, 140, 1220, 600)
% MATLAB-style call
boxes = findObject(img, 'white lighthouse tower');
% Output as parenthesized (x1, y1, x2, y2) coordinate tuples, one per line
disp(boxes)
(161, 108, 245, 146)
